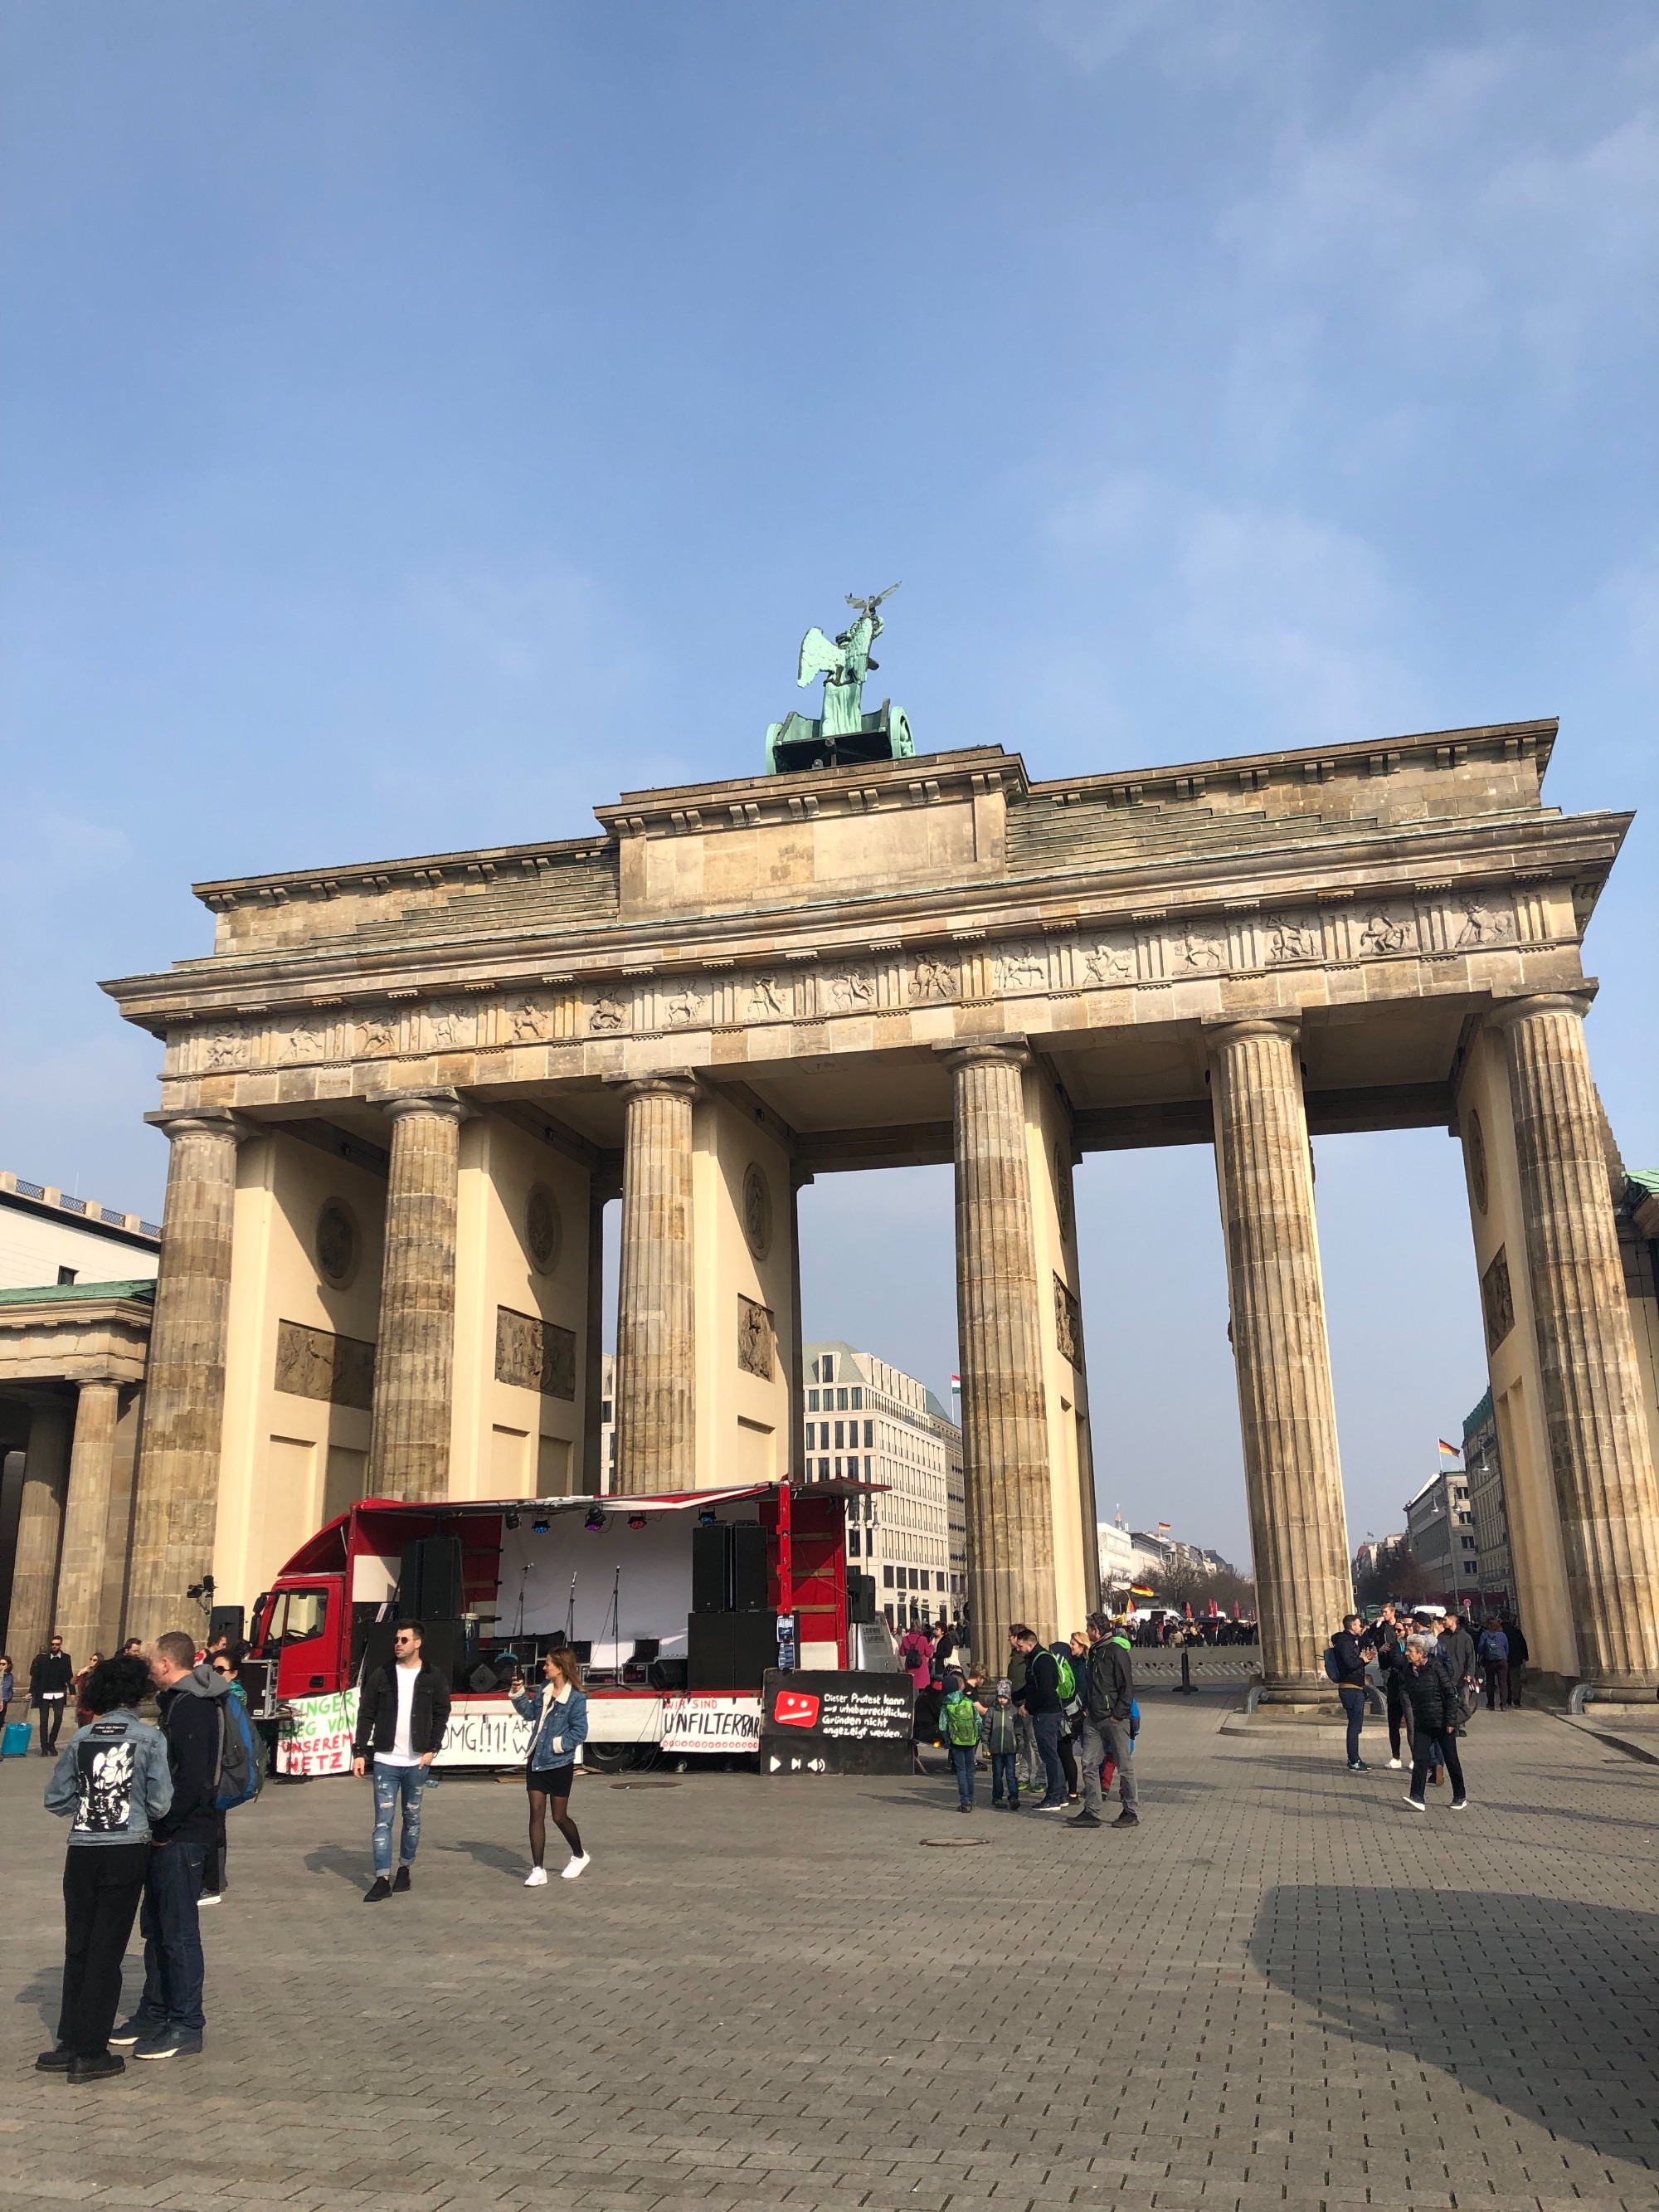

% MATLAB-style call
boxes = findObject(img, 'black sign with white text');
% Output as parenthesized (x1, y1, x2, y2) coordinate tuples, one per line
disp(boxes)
(759, 1670, 916, 1776)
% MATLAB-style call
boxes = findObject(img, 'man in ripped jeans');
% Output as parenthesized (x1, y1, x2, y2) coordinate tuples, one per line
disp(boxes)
(353, 1621, 451, 1903)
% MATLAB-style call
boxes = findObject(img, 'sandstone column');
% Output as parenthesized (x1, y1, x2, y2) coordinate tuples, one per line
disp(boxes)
(612, 1075, 697, 1494)
(367, 1090, 465, 1503)
(1496, 994, 1659, 1688)
(125, 1108, 242, 1636)
(7, 1398, 72, 1666)
(55, 1380, 123, 1661)
(943, 1041, 1054, 1663)
(1207, 1017, 1351, 1698)
(581, 1176, 616, 1497)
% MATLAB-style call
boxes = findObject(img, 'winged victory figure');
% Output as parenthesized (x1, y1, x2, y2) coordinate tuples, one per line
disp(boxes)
(766, 585, 914, 773)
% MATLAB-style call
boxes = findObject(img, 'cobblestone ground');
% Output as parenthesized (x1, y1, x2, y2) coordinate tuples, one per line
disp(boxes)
(2, 1699, 1657, 2212)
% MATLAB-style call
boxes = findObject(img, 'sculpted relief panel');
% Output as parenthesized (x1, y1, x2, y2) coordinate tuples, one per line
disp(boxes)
(275, 1319, 376, 1411)
(494, 1305, 577, 1400)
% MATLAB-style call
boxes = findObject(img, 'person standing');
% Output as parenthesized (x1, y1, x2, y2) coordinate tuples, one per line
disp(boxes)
(509, 1647, 590, 1882)
(1011, 1627, 1068, 1812)
(1401, 1633, 1467, 1811)
(1005, 1630, 1039, 1791)
(1, 1654, 13, 1735)
(198, 1650, 247, 1906)
(110, 1631, 233, 2060)
(352, 1620, 450, 1903)
(983, 1679, 1020, 1811)
(1331, 1615, 1375, 1772)
(1438, 1611, 1477, 1737)
(31, 1635, 74, 1757)
(38, 1654, 173, 2080)
(1370, 1602, 1412, 1770)
(1070, 1613, 1139, 1830)
(898, 1624, 932, 1692)
(938, 1670, 983, 1814)
(1477, 1618, 1511, 1711)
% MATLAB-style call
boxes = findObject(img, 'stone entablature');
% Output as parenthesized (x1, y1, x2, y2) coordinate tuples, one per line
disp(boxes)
(104, 722, 1614, 1135)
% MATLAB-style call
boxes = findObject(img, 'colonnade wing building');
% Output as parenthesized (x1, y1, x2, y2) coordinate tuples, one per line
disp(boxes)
(99, 722, 1659, 1701)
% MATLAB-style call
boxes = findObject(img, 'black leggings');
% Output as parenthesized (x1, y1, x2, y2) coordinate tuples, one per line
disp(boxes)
(1057, 1732, 1078, 1796)
(527, 1774, 582, 1865)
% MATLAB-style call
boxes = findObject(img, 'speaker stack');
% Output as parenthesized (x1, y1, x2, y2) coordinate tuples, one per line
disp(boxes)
(688, 1521, 778, 1690)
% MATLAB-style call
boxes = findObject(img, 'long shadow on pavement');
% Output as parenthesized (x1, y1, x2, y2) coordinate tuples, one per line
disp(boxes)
(1250, 1884, 1659, 2171)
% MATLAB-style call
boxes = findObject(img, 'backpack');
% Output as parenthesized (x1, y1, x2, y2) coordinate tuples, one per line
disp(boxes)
(214, 1694, 264, 1812)
(1321, 1646, 1342, 1683)
(1053, 1654, 1077, 1702)
(942, 1693, 981, 1748)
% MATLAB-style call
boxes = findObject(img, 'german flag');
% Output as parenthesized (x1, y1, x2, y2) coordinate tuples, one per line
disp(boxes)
(1130, 1583, 1155, 1598)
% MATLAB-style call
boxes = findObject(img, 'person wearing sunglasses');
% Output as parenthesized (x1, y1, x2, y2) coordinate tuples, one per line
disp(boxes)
(351, 1622, 451, 1903)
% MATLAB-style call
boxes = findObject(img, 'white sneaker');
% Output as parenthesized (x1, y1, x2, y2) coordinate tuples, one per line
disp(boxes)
(197, 1893, 221, 1906)
(561, 1853, 590, 1880)
(523, 1866, 548, 1888)
(1387, 1758, 1402, 1770)
(1404, 1795, 1426, 1812)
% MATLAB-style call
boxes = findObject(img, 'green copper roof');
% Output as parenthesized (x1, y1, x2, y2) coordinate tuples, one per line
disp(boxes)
(1627, 1169, 1659, 1201)
(0, 1278, 157, 1308)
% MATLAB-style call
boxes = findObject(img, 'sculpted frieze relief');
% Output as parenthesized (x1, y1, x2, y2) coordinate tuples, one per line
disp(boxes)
(1079, 937, 1135, 987)
(588, 992, 629, 1034)
(993, 942, 1050, 993)
(910, 952, 958, 1003)
(506, 996, 557, 1044)
(747, 973, 790, 1020)
(1358, 907, 1413, 957)
(824, 963, 878, 1012)
(422, 1001, 474, 1051)
(663, 983, 708, 1029)
(1453, 894, 1512, 948)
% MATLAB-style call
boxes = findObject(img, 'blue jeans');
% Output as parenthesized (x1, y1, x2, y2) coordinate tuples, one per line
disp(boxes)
(372, 1761, 429, 1876)
(948, 1744, 975, 1807)
(1032, 1711, 1067, 1805)
(1339, 1687, 1365, 1764)
(990, 1752, 1019, 1805)
(137, 1838, 207, 2036)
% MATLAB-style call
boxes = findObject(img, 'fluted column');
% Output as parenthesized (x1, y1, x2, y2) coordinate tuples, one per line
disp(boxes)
(367, 1090, 465, 1503)
(612, 1075, 697, 1494)
(7, 1399, 72, 1667)
(125, 1108, 242, 1636)
(1497, 994, 1659, 1688)
(56, 1380, 123, 1660)
(1207, 1017, 1351, 1698)
(944, 1041, 1054, 1662)
(581, 1178, 614, 1497)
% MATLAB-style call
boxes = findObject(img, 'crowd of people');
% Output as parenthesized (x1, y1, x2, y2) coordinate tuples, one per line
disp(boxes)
(1328, 1602, 1527, 1809)
(901, 1612, 1142, 1828)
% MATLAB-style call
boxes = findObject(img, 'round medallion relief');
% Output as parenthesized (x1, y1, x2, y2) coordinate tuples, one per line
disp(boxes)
(524, 1184, 563, 1275)
(316, 1198, 361, 1291)
(742, 1162, 772, 1261)
(1465, 1109, 1489, 1216)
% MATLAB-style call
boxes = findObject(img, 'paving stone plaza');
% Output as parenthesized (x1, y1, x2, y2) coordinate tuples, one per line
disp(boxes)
(3, 1703, 1657, 2212)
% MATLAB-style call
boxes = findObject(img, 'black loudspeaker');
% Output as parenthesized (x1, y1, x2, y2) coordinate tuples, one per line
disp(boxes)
(398, 1536, 464, 1621)
(414, 1619, 467, 1689)
(208, 1605, 246, 1649)
(691, 1524, 727, 1614)
(847, 1572, 877, 1626)
(729, 1524, 768, 1613)
(648, 1656, 688, 1691)
(731, 1610, 781, 1687)
(687, 1612, 735, 1691)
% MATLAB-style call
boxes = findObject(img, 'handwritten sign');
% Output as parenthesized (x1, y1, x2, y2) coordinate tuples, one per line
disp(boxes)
(659, 1696, 761, 1753)
(275, 1692, 538, 1776)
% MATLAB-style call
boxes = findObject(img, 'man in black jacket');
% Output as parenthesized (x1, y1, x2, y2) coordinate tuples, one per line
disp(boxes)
(1402, 1634, 1467, 1810)
(111, 1630, 234, 2061)
(1331, 1615, 1375, 1771)
(1070, 1613, 1138, 1830)
(353, 1621, 451, 1903)
(1370, 1602, 1413, 1769)
(1010, 1627, 1068, 1811)
(31, 1635, 74, 1756)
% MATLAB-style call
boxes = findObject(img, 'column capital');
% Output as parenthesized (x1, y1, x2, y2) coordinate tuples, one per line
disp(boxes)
(377, 1087, 470, 1125)
(1201, 1013, 1302, 1050)
(934, 1035, 1030, 1073)
(604, 1071, 699, 1104)
(1490, 987, 1598, 1033)
(143, 1107, 250, 1143)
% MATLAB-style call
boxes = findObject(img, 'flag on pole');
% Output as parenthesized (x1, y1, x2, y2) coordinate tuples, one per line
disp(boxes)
(950, 1375, 960, 1392)
(1438, 1439, 1462, 1459)
(1155, 1522, 1171, 1534)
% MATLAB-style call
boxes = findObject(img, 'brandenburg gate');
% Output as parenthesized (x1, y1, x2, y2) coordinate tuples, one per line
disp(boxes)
(87, 626, 1659, 1703)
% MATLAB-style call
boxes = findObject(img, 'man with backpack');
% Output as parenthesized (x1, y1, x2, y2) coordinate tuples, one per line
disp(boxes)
(109, 1631, 238, 2060)
(1070, 1613, 1139, 1830)
(1010, 1627, 1068, 1811)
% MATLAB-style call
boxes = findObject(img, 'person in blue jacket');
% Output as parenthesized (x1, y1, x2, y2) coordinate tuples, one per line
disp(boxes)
(508, 1646, 590, 1886)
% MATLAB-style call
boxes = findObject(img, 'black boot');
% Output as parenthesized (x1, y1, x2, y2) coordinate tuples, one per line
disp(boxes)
(363, 1876, 392, 1903)
(392, 1866, 411, 1893)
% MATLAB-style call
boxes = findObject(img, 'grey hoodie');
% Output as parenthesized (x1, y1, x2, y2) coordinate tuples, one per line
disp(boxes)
(46, 1708, 173, 1847)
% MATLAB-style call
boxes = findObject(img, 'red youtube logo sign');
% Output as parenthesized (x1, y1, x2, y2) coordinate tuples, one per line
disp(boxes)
(773, 1691, 820, 1729)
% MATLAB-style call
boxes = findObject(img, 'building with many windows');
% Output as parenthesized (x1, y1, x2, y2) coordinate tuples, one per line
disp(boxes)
(802, 1342, 964, 1631)
(1404, 1464, 1480, 1605)
(1462, 1390, 1514, 1610)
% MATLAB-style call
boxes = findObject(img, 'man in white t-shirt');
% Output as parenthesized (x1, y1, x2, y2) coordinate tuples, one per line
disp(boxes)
(351, 1622, 450, 1903)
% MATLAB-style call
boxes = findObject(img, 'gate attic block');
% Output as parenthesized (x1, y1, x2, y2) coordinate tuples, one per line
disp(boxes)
(101, 719, 1659, 1698)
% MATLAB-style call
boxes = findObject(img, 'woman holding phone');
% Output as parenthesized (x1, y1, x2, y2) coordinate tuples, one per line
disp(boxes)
(509, 1647, 590, 1886)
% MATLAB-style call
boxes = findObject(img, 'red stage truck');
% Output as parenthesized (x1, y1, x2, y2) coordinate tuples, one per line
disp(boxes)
(245, 1481, 890, 1774)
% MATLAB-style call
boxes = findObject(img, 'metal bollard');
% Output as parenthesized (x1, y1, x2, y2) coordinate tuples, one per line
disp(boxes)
(1174, 1648, 1197, 1695)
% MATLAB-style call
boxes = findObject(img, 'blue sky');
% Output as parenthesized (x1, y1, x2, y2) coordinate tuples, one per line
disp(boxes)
(3, 3, 1655, 1562)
